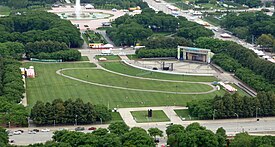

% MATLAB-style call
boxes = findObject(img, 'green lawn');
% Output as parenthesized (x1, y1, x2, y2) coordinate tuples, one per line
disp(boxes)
(229, 83, 250, 97)
(62, 69, 213, 93)
(0, 6, 10, 16)
(95, 55, 120, 60)
(100, 61, 217, 82)
(127, 55, 139, 60)
(174, 109, 198, 120)
(80, 56, 89, 61)
(82, 33, 89, 46)
(110, 112, 123, 123)
(131, 110, 170, 123)
(24, 62, 224, 109)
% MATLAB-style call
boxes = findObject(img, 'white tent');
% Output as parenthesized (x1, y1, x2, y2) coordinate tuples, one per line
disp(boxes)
(103, 44, 114, 48)
(85, 4, 94, 9)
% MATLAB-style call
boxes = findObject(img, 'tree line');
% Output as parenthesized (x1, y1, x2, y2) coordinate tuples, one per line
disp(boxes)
(0, 11, 83, 61)
(220, 12, 275, 44)
(81, 0, 149, 10)
(195, 37, 275, 92)
(30, 99, 112, 125)
(0, 0, 59, 9)
(0, 58, 28, 127)
(107, 9, 213, 46)
(188, 91, 275, 119)
(25, 40, 81, 61)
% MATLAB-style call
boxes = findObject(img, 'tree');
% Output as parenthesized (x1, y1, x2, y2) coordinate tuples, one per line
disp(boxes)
(148, 128, 163, 140)
(94, 104, 112, 122)
(108, 122, 130, 136)
(216, 127, 227, 147)
(230, 133, 252, 147)
(122, 127, 155, 147)
(166, 124, 185, 136)
(257, 34, 275, 49)
(0, 127, 8, 146)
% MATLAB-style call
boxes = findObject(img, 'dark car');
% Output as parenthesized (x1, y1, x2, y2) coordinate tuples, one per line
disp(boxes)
(88, 127, 96, 130)
(75, 127, 85, 131)
(152, 67, 158, 70)
(33, 129, 39, 132)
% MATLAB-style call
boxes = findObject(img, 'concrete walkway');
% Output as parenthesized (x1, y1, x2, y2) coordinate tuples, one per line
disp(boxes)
(117, 106, 187, 127)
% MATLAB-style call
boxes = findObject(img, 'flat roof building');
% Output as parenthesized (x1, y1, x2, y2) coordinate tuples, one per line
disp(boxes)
(177, 46, 213, 63)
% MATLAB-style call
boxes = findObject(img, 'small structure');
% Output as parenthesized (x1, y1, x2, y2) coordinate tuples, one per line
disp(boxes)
(25, 66, 35, 78)
(89, 43, 114, 49)
(219, 82, 237, 92)
(220, 33, 232, 38)
(102, 22, 111, 27)
(177, 46, 213, 63)
(85, 4, 94, 9)
(98, 57, 107, 61)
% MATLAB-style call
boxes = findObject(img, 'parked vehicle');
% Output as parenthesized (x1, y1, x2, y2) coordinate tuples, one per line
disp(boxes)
(28, 130, 36, 134)
(33, 129, 39, 132)
(88, 127, 96, 130)
(41, 128, 50, 132)
(13, 131, 22, 135)
(75, 127, 85, 131)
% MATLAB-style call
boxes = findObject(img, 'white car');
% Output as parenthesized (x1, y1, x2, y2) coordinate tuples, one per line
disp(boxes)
(28, 131, 36, 134)
(41, 128, 50, 132)
(13, 131, 22, 135)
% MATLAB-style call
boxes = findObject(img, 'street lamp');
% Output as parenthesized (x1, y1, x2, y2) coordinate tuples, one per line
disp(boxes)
(213, 109, 217, 120)
(75, 115, 78, 126)
(256, 107, 260, 119)
(234, 113, 239, 119)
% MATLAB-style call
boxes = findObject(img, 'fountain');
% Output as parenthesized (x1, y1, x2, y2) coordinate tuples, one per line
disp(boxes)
(75, 0, 81, 19)
(56, 0, 112, 20)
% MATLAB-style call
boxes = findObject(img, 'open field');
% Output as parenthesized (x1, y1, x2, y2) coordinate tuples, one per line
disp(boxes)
(110, 112, 123, 123)
(174, 109, 198, 120)
(62, 69, 213, 93)
(131, 110, 170, 123)
(95, 55, 120, 60)
(0, 6, 10, 15)
(80, 56, 89, 61)
(100, 61, 217, 82)
(24, 62, 224, 108)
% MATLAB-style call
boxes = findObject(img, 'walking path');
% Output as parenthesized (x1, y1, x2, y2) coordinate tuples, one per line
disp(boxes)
(117, 106, 187, 127)
(56, 68, 217, 94)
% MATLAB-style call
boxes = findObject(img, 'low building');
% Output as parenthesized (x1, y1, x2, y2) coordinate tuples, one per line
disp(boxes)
(177, 46, 213, 63)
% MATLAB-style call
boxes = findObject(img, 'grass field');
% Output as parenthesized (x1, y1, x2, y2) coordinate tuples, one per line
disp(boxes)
(174, 109, 198, 120)
(127, 55, 138, 60)
(131, 110, 170, 123)
(100, 61, 217, 82)
(110, 112, 123, 123)
(24, 62, 224, 108)
(62, 69, 213, 93)
(95, 55, 120, 60)
(80, 56, 89, 61)
(0, 6, 10, 16)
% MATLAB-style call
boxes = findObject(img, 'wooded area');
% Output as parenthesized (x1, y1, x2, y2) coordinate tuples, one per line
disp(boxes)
(30, 99, 112, 125)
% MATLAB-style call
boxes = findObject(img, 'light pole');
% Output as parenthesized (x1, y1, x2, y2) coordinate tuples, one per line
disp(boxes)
(213, 109, 217, 120)
(75, 115, 78, 126)
(256, 107, 260, 119)
(234, 113, 239, 119)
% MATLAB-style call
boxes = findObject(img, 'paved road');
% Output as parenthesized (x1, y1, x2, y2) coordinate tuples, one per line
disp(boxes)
(95, 30, 116, 47)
